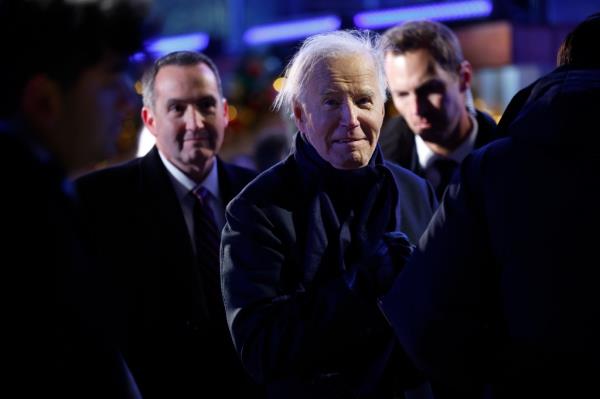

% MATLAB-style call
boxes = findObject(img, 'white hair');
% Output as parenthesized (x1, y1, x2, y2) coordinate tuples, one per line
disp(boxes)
(273, 30, 388, 118)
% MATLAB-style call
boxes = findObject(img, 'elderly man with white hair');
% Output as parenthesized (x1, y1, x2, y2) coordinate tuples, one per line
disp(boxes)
(221, 30, 437, 398)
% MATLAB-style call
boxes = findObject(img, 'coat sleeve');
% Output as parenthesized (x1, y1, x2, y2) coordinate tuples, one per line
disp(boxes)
(379, 149, 499, 393)
(220, 196, 392, 384)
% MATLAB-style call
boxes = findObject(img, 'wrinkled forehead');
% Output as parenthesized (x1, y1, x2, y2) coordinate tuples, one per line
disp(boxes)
(302, 54, 380, 96)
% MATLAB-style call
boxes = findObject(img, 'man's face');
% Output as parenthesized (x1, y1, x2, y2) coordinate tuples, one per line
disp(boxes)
(294, 54, 385, 170)
(384, 48, 467, 145)
(142, 63, 228, 179)
(59, 54, 134, 171)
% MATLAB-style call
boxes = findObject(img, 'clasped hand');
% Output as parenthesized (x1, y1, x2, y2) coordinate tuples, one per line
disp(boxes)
(344, 231, 415, 298)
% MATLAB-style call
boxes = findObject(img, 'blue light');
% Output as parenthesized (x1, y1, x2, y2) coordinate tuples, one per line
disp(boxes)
(130, 52, 147, 63)
(244, 15, 341, 45)
(354, 0, 493, 29)
(145, 32, 210, 57)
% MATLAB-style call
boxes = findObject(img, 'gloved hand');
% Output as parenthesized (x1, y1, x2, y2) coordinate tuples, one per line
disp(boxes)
(372, 231, 415, 295)
(344, 231, 415, 298)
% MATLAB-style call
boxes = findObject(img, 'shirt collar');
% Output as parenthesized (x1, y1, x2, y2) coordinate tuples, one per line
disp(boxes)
(157, 150, 220, 201)
(416, 113, 479, 169)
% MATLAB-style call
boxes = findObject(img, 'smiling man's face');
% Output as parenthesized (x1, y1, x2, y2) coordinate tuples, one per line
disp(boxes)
(294, 53, 385, 170)
(142, 62, 228, 179)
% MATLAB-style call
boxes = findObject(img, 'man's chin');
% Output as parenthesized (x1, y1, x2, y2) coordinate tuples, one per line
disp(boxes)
(330, 152, 370, 170)
(189, 149, 216, 165)
(189, 144, 215, 156)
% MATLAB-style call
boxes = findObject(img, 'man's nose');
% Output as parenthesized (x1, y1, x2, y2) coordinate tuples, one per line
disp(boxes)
(340, 100, 359, 128)
(412, 93, 430, 117)
(184, 106, 204, 130)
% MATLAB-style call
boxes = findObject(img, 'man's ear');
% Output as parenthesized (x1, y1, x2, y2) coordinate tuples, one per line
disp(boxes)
(222, 98, 229, 127)
(21, 74, 62, 133)
(458, 60, 473, 93)
(141, 106, 157, 137)
(292, 100, 305, 132)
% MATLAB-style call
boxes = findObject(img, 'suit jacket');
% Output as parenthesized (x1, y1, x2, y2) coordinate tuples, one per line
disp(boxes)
(379, 110, 498, 198)
(381, 68, 600, 398)
(221, 135, 437, 398)
(1, 127, 140, 398)
(75, 146, 261, 399)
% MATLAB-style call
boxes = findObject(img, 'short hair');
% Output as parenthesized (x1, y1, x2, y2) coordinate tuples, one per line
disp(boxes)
(557, 12, 600, 68)
(273, 30, 387, 118)
(381, 20, 464, 77)
(141, 51, 223, 109)
(0, 0, 152, 118)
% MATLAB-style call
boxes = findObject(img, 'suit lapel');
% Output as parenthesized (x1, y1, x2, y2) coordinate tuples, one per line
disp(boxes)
(140, 147, 193, 259)
(138, 148, 211, 324)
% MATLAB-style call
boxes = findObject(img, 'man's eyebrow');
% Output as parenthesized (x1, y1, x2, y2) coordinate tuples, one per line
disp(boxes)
(165, 98, 182, 107)
(416, 79, 446, 93)
(198, 96, 218, 104)
(355, 88, 376, 97)
(320, 88, 340, 96)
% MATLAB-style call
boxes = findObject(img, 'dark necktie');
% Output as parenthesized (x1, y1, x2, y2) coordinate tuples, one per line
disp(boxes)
(190, 186, 225, 324)
(432, 158, 458, 200)
(191, 186, 220, 273)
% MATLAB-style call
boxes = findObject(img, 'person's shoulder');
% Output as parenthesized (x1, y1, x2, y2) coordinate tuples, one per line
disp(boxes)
(519, 67, 599, 109)
(475, 109, 497, 130)
(379, 116, 415, 162)
(471, 136, 513, 162)
(242, 157, 292, 194)
(229, 155, 298, 209)
(384, 160, 426, 185)
(76, 156, 141, 183)
(473, 108, 501, 148)
(75, 156, 143, 195)
(385, 159, 437, 203)
(506, 68, 600, 150)
(461, 136, 515, 191)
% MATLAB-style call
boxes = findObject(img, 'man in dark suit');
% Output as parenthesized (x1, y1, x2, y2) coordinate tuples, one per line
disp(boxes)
(0, 0, 151, 397)
(76, 51, 261, 398)
(379, 20, 498, 200)
(221, 30, 437, 398)
(380, 13, 600, 398)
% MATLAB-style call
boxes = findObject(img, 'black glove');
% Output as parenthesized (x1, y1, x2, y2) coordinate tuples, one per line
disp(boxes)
(372, 231, 415, 295)
(344, 231, 415, 298)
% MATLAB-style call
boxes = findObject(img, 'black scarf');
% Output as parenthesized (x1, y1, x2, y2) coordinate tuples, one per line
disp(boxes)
(293, 132, 402, 285)
(293, 133, 414, 395)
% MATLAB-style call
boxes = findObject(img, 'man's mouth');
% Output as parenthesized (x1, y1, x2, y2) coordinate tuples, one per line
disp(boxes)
(333, 137, 363, 144)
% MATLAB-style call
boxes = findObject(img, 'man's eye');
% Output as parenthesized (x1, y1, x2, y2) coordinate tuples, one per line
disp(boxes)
(169, 104, 185, 114)
(356, 97, 372, 106)
(198, 100, 216, 111)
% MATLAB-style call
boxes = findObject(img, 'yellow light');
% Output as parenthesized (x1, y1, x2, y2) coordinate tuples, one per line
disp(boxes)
(273, 77, 286, 92)
(473, 97, 488, 110)
(134, 80, 143, 96)
(228, 105, 238, 121)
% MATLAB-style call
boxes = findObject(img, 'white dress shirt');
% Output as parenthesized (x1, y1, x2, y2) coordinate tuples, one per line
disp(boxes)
(415, 114, 479, 186)
(158, 151, 225, 252)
